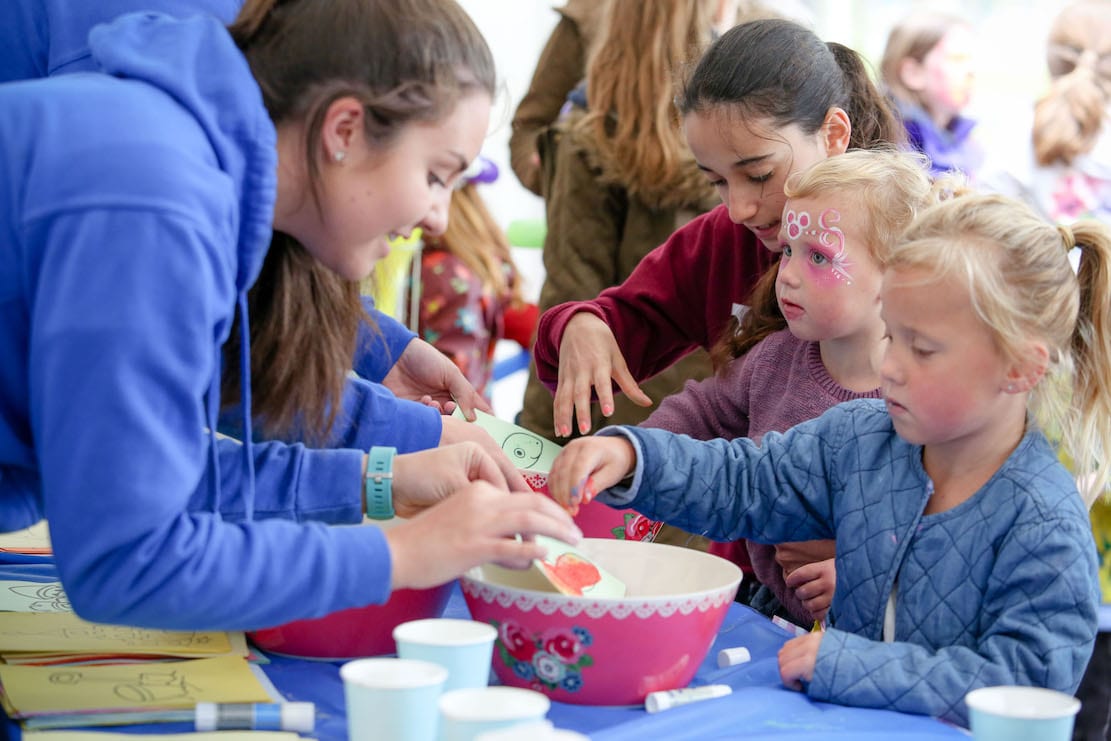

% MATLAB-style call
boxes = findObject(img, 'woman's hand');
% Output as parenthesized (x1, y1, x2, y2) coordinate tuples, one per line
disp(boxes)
(383, 338, 492, 420)
(384, 481, 583, 590)
(778, 632, 823, 692)
(391, 442, 511, 517)
(547, 436, 636, 515)
(784, 558, 836, 623)
(439, 415, 529, 491)
(552, 313, 651, 437)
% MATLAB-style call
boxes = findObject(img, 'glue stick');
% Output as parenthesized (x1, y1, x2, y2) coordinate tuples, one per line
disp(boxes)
(644, 684, 732, 713)
(194, 702, 315, 733)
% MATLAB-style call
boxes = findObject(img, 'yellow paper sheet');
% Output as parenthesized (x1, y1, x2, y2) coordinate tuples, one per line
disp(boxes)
(0, 655, 271, 715)
(0, 612, 231, 655)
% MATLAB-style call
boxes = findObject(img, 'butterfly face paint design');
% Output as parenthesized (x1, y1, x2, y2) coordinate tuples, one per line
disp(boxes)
(783, 207, 854, 285)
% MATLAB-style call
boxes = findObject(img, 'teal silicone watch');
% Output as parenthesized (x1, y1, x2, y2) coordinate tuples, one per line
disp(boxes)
(363, 446, 397, 520)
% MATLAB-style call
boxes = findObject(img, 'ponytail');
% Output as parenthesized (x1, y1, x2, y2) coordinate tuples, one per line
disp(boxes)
(827, 42, 906, 150)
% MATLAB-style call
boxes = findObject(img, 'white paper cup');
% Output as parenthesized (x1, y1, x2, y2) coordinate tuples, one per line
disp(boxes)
(965, 685, 1080, 741)
(394, 618, 497, 691)
(475, 720, 589, 740)
(341, 657, 447, 741)
(438, 686, 551, 741)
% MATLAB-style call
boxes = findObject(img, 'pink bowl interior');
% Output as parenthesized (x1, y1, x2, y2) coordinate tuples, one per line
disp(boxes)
(521, 471, 660, 541)
(462, 538, 741, 706)
(248, 583, 453, 659)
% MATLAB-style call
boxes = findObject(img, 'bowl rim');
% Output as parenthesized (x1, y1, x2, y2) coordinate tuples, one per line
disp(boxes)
(462, 538, 742, 607)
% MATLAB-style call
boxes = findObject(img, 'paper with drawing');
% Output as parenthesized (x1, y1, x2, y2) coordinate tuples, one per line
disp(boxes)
(451, 408, 561, 472)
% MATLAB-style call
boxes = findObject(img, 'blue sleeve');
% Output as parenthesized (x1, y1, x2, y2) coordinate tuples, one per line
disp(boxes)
(808, 517, 1099, 726)
(354, 295, 416, 383)
(328, 376, 442, 453)
(30, 209, 392, 630)
(596, 417, 839, 544)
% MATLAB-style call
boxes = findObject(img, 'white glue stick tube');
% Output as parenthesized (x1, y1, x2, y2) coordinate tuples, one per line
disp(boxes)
(717, 646, 751, 668)
(644, 684, 732, 713)
(194, 702, 315, 733)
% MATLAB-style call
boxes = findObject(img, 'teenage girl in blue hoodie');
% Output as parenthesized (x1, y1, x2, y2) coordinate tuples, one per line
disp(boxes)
(0, 0, 515, 464)
(0, 0, 582, 630)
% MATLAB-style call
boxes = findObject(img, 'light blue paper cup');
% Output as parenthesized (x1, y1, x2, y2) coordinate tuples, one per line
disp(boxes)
(341, 657, 447, 741)
(966, 685, 1080, 741)
(438, 686, 551, 741)
(394, 618, 497, 692)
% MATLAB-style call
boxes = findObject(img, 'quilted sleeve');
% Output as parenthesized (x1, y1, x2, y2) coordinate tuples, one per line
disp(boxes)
(808, 515, 1099, 726)
(602, 411, 842, 544)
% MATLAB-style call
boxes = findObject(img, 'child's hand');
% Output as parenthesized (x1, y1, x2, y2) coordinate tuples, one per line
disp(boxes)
(778, 631, 823, 692)
(773, 539, 836, 575)
(784, 557, 836, 623)
(547, 436, 636, 515)
(384, 481, 582, 590)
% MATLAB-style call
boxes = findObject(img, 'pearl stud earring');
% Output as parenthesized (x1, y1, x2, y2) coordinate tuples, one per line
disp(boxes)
(333, 151, 346, 163)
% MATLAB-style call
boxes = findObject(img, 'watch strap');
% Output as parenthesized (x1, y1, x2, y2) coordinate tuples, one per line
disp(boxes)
(364, 446, 397, 520)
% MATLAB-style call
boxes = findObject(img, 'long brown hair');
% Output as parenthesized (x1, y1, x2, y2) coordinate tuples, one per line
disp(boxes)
(221, 0, 496, 443)
(576, 0, 717, 203)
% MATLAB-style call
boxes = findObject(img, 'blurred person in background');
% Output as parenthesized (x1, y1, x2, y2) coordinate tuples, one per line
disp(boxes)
(880, 9, 983, 179)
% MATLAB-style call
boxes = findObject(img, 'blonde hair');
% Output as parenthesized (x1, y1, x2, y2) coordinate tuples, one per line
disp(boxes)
(423, 183, 523, 303)
(1033, 0, 1111, 166)
(784, 148, 963, 265)
(711, 148, 963, 366)
(885, 194, 1111, 504)
(880, 10, 970, 112)
(577, 0, 716, 201)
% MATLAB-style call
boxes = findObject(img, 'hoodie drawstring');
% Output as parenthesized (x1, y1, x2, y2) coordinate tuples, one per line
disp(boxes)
(237, 292, 256, 521)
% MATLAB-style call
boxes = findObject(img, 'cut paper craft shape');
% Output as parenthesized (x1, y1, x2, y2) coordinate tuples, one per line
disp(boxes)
(451, 408, 562, 472)
(0, 581, 70, 613)
(532, 535, 626, 598)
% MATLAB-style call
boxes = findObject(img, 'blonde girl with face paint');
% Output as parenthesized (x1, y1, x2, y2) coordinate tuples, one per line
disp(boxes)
(642, 149, 961, 628)
(546, 193, 1111, 726)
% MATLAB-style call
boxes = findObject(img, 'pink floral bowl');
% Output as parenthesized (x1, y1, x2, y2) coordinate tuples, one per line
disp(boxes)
(521, 472, 662, 542)
(461, 538, 742, 706)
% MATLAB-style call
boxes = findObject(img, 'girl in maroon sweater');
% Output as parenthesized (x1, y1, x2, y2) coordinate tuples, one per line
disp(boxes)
(532, 19, 906, 438)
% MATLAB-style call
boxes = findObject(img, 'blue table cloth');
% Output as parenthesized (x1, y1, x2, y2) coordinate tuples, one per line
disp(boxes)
(0, 554, 967, 740)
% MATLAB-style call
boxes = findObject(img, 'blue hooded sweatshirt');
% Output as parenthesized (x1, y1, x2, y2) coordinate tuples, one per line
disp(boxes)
(0, 13, 402, 630)
(0, 0, 444, 456)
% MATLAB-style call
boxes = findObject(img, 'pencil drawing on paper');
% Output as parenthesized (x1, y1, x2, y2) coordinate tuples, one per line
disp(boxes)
(500, 432, 544, 469)
(49, 668, 200, 703)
